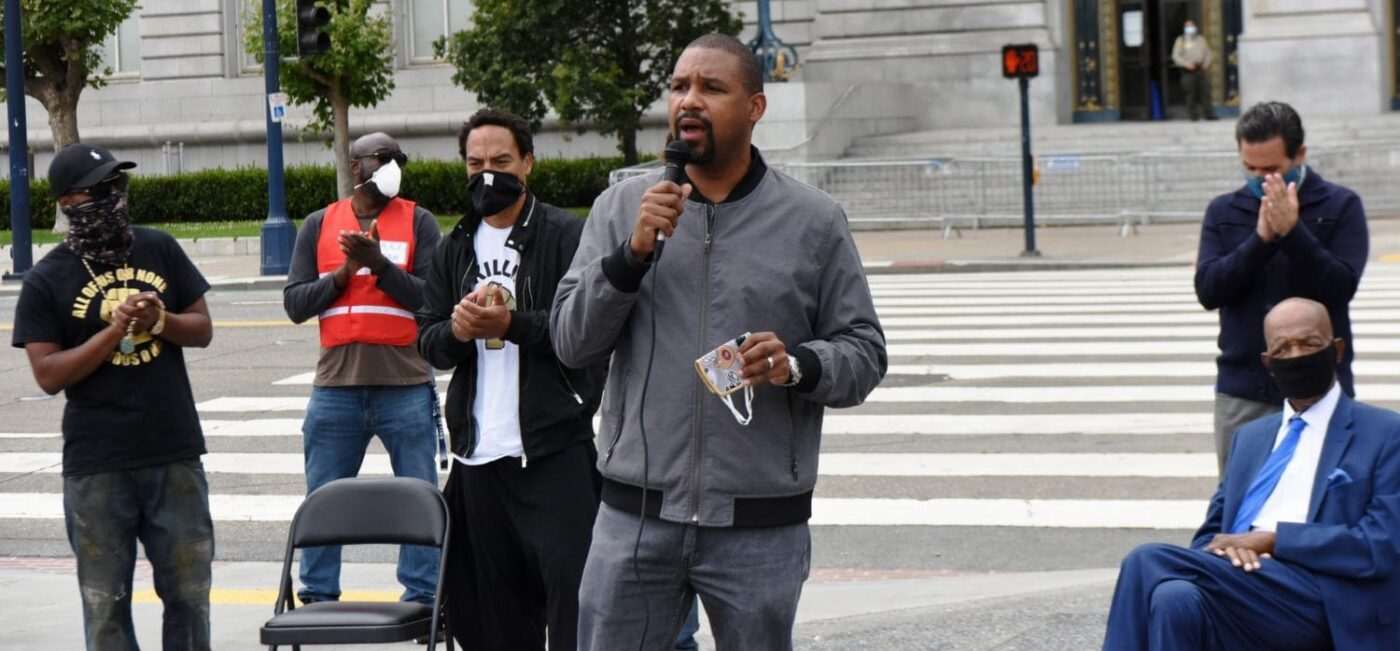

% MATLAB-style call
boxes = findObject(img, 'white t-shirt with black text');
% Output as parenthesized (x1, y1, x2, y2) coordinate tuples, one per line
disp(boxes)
(464, 221, 524, 465)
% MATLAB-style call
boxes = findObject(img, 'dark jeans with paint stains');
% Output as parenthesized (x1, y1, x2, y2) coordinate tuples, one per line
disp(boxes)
(63, 458, 214, 651)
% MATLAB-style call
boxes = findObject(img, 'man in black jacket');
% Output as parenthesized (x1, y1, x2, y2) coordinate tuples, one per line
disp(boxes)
(418, 109, 604, 651)
(1195, 101, 1368, 476)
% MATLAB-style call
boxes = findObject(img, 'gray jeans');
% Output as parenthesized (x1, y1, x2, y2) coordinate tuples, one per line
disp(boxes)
(1213, 393, 1278, 476)
(578, 503, 811, 651)
(64, 459, 214, 651)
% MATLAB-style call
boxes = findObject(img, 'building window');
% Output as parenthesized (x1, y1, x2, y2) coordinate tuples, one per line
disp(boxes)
(408, 0, 471, 62)
(100, 14, 142, 77)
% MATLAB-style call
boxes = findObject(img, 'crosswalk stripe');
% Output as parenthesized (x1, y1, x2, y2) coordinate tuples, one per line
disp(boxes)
(822, 413, 1211, 435)
(883, 323, 1400, 340)
(872, 288, 1400, 300)
(867, 278, 1400, 290)
(865, 385, 1397, 403)
(0, 492, 1204, 528)
(0, 452, 1219, 478)
(886, 340, 1400, 356)
(204, 383, 1395, 410)
(812, 498, 1203, 528)
(886, 360, 1400, 379)
(876, 296, 1400, 308)
(881, 311, 1400, 326)
(876, 304, 1400, 317)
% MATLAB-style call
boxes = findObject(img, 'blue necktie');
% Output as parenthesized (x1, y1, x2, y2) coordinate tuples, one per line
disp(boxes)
(1230, 415, 1308, 534)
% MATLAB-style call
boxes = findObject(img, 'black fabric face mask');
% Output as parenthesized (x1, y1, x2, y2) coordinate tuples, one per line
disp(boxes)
(63, 191, 134, 266)
(468, 170, 525, 217)
(1267, 344, 1338, 400)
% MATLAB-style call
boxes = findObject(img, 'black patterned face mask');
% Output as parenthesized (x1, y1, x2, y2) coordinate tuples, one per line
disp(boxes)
(63, 192, 134, 265)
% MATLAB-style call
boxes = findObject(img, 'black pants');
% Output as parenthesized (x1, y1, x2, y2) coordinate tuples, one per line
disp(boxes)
(1182, 70, 1216, 120)
(442, 441, 601, 651)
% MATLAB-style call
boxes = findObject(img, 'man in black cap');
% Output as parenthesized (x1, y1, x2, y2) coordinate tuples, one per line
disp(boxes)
(12, 144, 215, 650)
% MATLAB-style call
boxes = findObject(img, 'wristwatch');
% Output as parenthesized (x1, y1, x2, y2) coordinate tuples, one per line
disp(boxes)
(779, 353, 803, 388)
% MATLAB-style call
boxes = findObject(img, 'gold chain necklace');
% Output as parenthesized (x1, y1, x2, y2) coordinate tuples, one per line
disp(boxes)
(79, 257, 138, 355)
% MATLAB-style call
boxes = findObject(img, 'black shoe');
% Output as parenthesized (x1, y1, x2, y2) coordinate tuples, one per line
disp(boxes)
(416, 621, 448, 645)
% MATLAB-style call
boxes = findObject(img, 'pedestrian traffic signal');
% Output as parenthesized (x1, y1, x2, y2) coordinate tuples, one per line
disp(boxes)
(1002, 44, 1039, 79)
(296, 0, 331, 57)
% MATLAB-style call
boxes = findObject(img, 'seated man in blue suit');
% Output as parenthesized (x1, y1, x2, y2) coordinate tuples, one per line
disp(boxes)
(1104, 297, 1400, 650)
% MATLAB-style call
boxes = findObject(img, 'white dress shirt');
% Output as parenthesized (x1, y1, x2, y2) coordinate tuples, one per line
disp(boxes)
(1250, 382, 1342, 532)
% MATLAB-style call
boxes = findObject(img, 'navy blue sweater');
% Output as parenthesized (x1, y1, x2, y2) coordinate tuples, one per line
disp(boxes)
(1195, 170, 1368, 404)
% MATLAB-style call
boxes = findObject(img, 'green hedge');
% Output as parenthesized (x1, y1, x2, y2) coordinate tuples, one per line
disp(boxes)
(0, 156, 635, 230)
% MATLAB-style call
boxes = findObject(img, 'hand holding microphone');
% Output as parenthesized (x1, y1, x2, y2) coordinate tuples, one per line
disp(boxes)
(630, 141, 692, 261)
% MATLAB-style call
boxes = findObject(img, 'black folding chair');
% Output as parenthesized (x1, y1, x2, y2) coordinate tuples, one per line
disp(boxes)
(260, 477, 452, 649)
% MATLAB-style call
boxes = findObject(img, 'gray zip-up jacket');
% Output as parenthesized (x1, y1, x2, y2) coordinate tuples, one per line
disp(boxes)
(551, 150, 886, 527)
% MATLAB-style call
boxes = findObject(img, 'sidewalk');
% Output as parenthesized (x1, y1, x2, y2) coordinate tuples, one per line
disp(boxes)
(0, 557, 1116, 650)
(6, 219, 1400, 292)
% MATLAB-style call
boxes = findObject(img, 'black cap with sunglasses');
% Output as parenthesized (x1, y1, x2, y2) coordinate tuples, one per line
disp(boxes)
(48, 144, 137, 198)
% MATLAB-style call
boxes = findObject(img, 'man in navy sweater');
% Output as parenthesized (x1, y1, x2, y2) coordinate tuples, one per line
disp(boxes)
(1195, 101, 1368, 476)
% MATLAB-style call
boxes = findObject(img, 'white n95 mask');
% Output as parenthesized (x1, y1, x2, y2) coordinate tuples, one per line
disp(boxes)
(365, 159, 402, 199)
(695, 333, 754, 426)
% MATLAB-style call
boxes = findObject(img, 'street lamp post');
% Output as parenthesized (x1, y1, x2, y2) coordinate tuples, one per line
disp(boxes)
(259, 0, 295, 276)
(4, 0, 33, 281)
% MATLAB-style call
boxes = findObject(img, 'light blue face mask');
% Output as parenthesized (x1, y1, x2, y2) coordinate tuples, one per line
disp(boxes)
(1245, 164, 1306, 199)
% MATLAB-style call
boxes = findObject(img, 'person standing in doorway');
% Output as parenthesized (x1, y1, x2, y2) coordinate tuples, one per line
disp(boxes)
(1172, 20, 1218, 121)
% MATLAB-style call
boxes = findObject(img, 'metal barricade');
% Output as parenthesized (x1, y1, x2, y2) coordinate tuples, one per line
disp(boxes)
(607, 142, 1400, 230)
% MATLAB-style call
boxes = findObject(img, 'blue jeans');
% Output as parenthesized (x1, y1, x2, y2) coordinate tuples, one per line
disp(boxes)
(64, 459, 214, 651)
(299, 384, 440, 604)
(675, 599, 700, 649)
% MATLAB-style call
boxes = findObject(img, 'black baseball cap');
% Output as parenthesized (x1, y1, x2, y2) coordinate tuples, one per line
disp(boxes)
(48, 144, 137, 198)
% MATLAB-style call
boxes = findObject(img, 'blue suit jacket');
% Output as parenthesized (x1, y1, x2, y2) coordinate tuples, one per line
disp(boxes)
(1191, 394, 1400, 650)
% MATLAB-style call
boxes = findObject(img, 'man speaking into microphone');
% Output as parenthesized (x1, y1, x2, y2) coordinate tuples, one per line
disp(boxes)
(551, 33, 887, 650)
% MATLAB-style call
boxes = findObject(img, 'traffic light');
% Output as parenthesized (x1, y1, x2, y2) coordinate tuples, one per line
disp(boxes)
(296, 0, 331, 57)
(1001, 44, 1040, 79)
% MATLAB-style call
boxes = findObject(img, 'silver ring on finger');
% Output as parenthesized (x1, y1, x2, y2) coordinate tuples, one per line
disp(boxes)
(767, 355, 775, 370)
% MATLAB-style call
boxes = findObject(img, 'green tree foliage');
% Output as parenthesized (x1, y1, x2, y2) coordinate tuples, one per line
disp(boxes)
(437, 0, 742, 164)
(243, 0, 395, 198)
(0, 0, 140, 230)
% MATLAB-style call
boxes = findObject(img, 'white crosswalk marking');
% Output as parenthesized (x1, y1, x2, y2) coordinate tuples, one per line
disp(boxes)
(8, 265, 1400, 532)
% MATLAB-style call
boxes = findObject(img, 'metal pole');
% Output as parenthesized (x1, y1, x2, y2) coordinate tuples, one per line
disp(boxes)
(1019, 75, 1039, 257)
(4, 0, 33, 280)
(259, 0, 294, 276)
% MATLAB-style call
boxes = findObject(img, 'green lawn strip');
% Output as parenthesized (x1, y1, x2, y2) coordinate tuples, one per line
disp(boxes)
(2, 210, 590, 247)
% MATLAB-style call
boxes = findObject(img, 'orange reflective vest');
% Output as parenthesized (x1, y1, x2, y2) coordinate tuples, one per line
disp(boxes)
(316, 197, 418, 348)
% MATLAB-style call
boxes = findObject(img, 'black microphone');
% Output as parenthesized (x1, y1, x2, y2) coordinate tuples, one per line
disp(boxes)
(656, 141, 691, 260)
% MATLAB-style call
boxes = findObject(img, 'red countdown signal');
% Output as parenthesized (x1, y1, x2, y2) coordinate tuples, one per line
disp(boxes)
(1002, 44, 1040, 79)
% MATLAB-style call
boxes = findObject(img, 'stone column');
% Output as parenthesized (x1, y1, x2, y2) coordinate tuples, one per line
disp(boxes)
(1238, 0, 1386, 115)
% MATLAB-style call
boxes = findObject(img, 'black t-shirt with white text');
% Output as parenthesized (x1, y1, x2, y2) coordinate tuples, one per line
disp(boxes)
(11, 227, 210, 476)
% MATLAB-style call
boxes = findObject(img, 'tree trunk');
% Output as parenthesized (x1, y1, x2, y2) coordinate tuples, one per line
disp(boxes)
(621, 125, 639, 166)
(330, 88, 353, 199)
(46, 94, 82, 233)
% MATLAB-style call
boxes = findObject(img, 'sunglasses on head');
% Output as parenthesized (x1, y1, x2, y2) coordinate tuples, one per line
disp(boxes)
(356, 150, 408, 167)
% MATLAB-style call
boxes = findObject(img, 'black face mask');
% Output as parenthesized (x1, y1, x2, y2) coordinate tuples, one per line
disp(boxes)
(1267, 344, 1338, 400)
(468, 171, 525, 217)
(63, 191, 134, 266)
